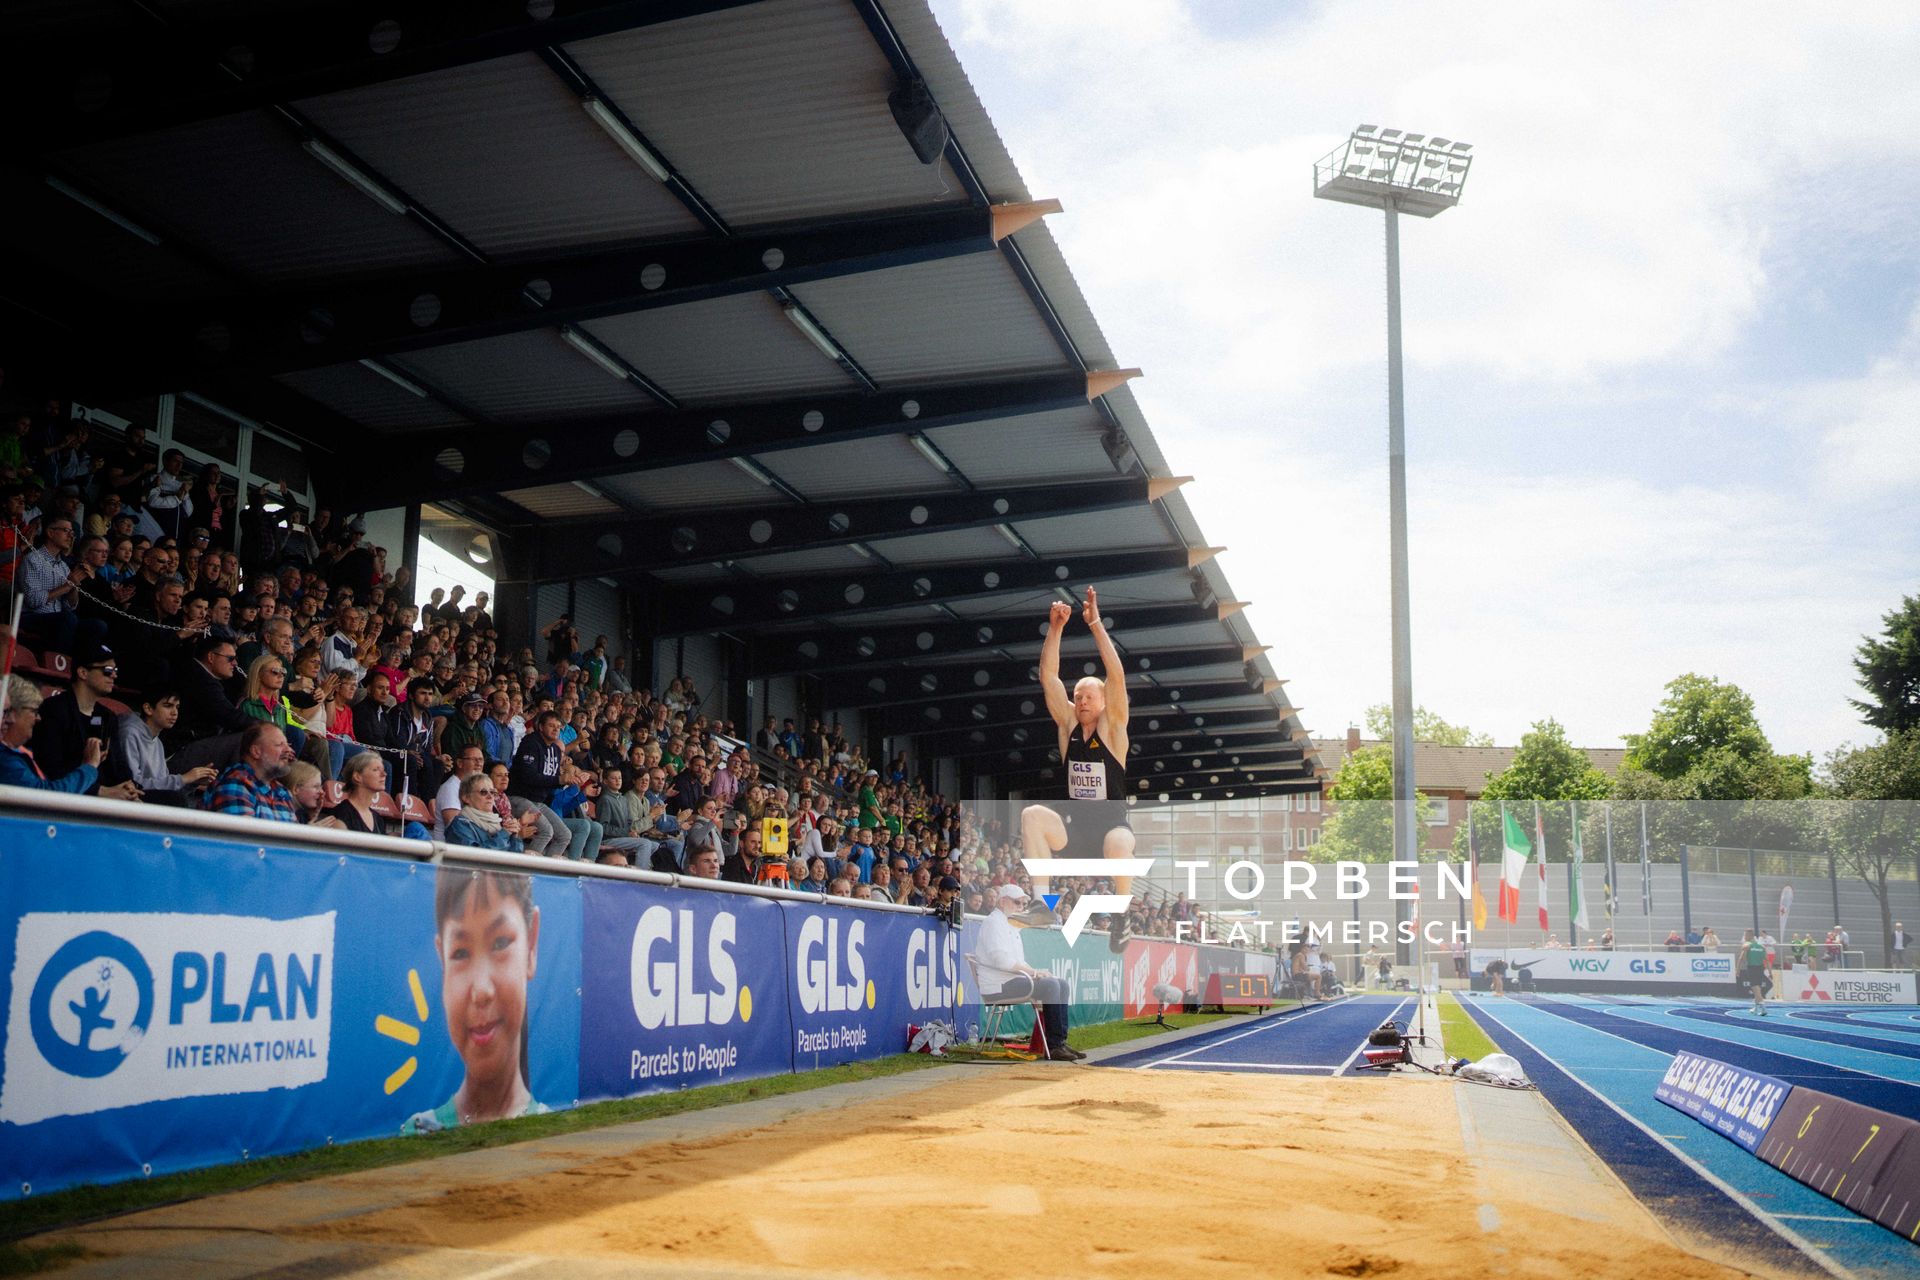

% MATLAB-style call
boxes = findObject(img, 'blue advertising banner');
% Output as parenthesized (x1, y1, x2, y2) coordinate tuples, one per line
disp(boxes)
(782, 904, 962, 1070)
(1654, 1050, 1791, 1153)
(577, 879, 792, 1100)
(0, 816, 581, 1199)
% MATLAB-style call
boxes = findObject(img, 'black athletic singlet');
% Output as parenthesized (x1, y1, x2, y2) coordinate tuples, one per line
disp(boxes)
(1064, 723, 1126, 802)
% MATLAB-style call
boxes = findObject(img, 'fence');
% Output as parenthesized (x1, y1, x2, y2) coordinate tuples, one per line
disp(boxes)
(0, 788, 1260, 1200)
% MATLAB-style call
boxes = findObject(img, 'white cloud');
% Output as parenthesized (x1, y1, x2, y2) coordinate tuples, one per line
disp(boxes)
(931, 0, 1920, 756)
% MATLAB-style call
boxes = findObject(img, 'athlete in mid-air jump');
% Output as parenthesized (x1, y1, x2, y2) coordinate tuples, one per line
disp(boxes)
(1021, 586, 1134, 948)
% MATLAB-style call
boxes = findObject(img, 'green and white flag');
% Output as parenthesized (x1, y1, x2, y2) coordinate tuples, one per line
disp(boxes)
(1569, 800, 1590, 932)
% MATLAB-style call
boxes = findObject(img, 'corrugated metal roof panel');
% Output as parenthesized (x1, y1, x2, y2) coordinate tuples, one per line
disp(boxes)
(1082, 576, 1196, 605)
(394, 329, 657, 422)
(730, 546, 870, 575)
(789, 253, 1070, 385)
(54, 111, 461, 284)
(759, 435, 952, 499)
(890, 0, 1030, 203)
(1, 167, 230, 302)
(860, 527, 1016, 566)
(583, 295, 854, 403)
(294, 53, 705, 255)
(567, 0, 969, 227)
(924, 407, 1112, 485)
(499, 483, 625, 519)
(597, 460, 777, 512)
(274, 364, 469, 432)
(1013, 507, 1173, 556)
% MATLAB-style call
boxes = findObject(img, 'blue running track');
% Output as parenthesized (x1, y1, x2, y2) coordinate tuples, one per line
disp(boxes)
(1463, 993, 1920, 1280)
(1100, 995, 1416, 1076)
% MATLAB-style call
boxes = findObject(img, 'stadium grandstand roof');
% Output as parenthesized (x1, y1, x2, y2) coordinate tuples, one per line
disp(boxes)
(0, 0, 1318, 804)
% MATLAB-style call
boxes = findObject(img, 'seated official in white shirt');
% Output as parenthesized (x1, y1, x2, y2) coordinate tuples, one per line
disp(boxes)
(972, 883, 1080, 1061)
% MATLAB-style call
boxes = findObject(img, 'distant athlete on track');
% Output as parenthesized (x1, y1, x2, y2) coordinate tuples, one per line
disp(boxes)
(1021, 586, 1134, 948)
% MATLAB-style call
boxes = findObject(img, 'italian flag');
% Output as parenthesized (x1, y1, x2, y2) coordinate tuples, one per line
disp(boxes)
(1569, 800, 1590, 932)
(1534, 801, 1550, 933)
(1498, 804, 1530, 923)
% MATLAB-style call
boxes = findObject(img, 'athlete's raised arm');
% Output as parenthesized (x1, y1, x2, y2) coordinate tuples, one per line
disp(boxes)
(1084, 587, 1128, 743)
(1040, 599, 1074, 736)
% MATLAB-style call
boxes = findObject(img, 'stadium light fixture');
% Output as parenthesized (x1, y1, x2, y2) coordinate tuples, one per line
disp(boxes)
(560, 325, 631, 380)
(908, 432, 956, 474)
(44, 175, 161, 245)
(730, 456, 777, 486)
(358, 358, 427, 397)
(581, 97, 672, 182)
(782, 302, 847, 363)
(302, 137, 407, 214)
(994, 523, 1026, 552)
(1313, 123, 1475, 941)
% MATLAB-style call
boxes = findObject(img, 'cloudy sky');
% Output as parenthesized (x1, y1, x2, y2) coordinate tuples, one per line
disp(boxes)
(929, 0, 1920, 761)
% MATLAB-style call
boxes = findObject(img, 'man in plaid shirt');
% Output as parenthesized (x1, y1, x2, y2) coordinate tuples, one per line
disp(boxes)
(201, 723, 300, 823)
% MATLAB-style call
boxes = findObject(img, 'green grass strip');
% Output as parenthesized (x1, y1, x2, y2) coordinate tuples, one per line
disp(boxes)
(1438, 990, 1501, 1061)
(2, 1012, 1226, 1252)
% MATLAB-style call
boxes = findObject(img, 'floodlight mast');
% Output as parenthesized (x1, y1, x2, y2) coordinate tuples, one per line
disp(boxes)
(1313, 126, 1472, 967)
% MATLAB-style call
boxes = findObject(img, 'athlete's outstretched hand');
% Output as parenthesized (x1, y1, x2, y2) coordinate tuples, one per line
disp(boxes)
(1082, 585, 1100, 628)
(1048, 601, 1073, 631)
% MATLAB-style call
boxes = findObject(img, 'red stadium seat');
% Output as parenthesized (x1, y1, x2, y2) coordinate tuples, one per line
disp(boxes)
(401, 793, 433, 826)
(97, 696, 132, 717)
(321, 781, 346, 808)
(369, 792, 402, 822)
(13, 648, 68, 681)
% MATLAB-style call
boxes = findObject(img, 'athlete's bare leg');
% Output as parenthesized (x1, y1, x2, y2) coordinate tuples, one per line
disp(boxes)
(1020, 803, 1067, 896)
(1102, 824, 1136, 896)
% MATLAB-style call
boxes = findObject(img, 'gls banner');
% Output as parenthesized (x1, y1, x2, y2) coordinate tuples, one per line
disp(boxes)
(2, 911, 334, 1125)
(1655, 1050, 1791, 1153)
(786, 906, 961, 1069)
(578, 880, 791, 1099)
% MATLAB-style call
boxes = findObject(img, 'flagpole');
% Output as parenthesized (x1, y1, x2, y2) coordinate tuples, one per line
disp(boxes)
(1641, 801, 1654, 953)
(1604, 800, 1616, 936)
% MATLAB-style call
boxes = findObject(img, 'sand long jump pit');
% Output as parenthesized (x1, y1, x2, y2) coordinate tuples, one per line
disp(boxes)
(40, 1061, 1763, 1280)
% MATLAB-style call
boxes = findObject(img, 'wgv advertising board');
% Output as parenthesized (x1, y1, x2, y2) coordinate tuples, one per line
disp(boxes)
(1472, 949, 1735, 992)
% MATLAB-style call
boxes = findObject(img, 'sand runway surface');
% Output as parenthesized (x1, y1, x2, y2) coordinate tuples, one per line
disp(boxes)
(41, 1063, 1770, 1279)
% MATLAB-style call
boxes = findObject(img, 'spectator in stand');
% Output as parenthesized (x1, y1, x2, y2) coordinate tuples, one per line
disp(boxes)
(1699, 925, 1721, 952)
(2, 674, 132, 797)
(26, 645, 121, 784)
(1664, 928, 1685, 952)
(240, 654, 305, 753)
(685, 842, 723, 879)
(145, 449, 192, 542)
(510, 710, 565, 807)
(869, 864, 896, 903)
(189, 464, 232, 549)
(19, 513, 109, 655)
(110, 686, 217, 805)
(170, 633, 251, 763)
(281, 760, 340, 826)
(201, 723, 299, 822)
(443, 693, 489, 763)
(481, 690, 515, 765)
(708, 749, 740, 809)
(387, 677, 441, 798)
(604, 654, 632, 694)
(595, 766, 657, 866)
(103, 424, 156, 506)
(326, 751, 408, 837)
(446, 772, 524, 852)
(434, 745, 489, 840)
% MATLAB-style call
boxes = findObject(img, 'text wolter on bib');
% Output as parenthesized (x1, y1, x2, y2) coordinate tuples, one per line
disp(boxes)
(1068, 759, 1107, 800)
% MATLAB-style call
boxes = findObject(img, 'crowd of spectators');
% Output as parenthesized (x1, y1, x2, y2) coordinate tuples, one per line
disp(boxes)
(3, 396, 1220, 941)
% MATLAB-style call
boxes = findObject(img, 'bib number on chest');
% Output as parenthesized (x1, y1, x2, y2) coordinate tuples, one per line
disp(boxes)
(1068, 759, 1107, 801)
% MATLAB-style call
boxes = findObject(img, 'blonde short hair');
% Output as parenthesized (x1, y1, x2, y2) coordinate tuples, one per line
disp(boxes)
(3, 675, 43, 715)
(283, 761, 322, 791)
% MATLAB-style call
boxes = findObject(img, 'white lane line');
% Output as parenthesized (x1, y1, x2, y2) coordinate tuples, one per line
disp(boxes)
(1145, 996, 1356, 1068)
(1154, 1061, 1355, 1071)
(1334, 997, 1411, 1076)
(1472, 1002, 1855, 1280)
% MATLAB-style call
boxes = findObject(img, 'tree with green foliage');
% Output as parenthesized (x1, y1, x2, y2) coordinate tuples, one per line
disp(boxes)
(1817, 731, 1920, 966)
(1313, 744, 1432, 862)
(1452, 719, 1611, 862)
(1362, 704, 1492, 746)
(1852, 593, 1920, 736)
(1619, 674, 1812, 801)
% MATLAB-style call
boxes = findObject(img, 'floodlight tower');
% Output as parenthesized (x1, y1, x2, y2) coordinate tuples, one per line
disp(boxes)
(1313, 126, 1473, 940)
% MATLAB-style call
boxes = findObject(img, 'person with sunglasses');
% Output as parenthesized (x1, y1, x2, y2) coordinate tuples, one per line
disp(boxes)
(22, 645, 141, 799)
(445, 772, 525, 852)
(1, 675, 137, 798)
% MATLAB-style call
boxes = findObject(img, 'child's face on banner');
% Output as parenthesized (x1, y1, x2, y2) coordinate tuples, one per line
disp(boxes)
(437, 881, 540, 1088)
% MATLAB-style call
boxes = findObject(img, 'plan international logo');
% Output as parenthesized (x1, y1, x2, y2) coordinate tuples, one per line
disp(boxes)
(1017, 855, 1156, 944)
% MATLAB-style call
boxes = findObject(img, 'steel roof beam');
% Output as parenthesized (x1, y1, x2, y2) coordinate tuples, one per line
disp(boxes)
(863, 678, 1281, 738)
(533, 474, 1184, 580)
(1113, 780, 1324, 806)
(177, 201, 1060, 379)
(747, 597, 1240, 678)
(975, 747, 1307, 784)
(651, 546, 1221, 636)
(900, 708, 1290, 759)
(350, 367, 1129, 510)
(7, 1, 775, 152)
(820, 642, 1264, 709)
(991, 761, 1314, 794)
